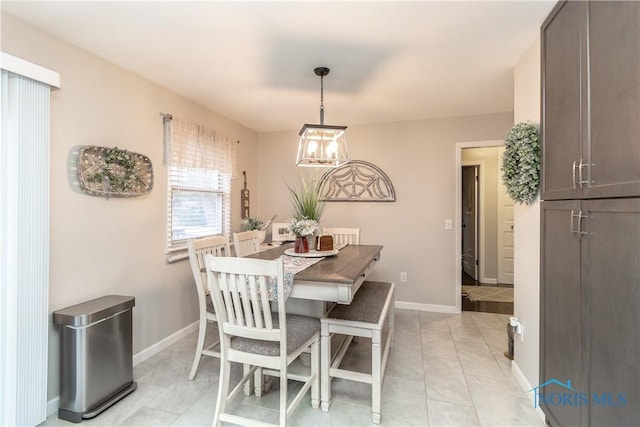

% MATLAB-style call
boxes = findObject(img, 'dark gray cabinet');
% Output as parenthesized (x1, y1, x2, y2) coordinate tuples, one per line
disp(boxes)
(541, 1, 585, 200)
(541, 2, 640, 426)
(580, 199, 640, 427)
(541, 1, 640, 200)
(541, 200, 640, 427)
(540, 201, 582, 427)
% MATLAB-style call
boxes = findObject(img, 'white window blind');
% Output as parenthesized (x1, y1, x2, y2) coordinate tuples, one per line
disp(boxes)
(1, 54, 59, 426)
(167, 117, 236, 252)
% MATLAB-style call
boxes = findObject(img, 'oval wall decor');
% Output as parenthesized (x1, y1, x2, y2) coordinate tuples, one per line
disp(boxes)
(77, 145, 153, 197)
(319, 160, 395, 202)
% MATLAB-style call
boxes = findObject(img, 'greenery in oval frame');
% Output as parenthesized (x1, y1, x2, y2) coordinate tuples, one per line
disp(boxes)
(501, 122, 540, 205)
(78, 145, 153, 197)
(87, 146, 139, 192)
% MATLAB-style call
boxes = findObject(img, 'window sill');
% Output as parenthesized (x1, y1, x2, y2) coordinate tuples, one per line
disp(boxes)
(167, 251, 188, 263)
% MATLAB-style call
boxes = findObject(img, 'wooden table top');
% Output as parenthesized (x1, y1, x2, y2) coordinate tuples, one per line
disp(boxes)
(248, 243, 383, 285)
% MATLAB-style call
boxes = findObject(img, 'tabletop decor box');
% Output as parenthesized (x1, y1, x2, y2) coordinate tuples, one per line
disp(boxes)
(316, 235, 334, 251)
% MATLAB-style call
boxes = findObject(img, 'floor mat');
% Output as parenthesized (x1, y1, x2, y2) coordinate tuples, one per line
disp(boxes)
(461, 285, 513, 303)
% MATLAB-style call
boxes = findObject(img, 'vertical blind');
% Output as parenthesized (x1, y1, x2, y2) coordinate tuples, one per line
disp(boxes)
(1, 69, 52, 426)
(166, 117, 237, 251)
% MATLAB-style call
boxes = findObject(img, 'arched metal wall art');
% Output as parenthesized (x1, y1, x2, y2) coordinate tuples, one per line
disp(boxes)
(318, 160, 395, 202)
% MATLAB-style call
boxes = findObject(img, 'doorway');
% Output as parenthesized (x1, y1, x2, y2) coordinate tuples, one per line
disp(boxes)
(455, 142, 514, 314)
(461, 164, 479, 282)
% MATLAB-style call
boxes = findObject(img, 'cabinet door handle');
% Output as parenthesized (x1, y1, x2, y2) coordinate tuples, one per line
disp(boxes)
(579, 211, 587, 235)
(572, 160, 590, 188)
(578, 160, 584, 188)
(578, 159, 590, 188)
(570, 210, 587, 235)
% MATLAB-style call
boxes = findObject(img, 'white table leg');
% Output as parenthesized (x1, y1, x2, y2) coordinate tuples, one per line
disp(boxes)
(320, 322, 331, 412)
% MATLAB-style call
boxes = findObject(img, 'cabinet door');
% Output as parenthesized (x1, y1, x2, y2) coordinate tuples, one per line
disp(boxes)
(581, 199, 640, 426)
(587, 1, 640, 198)
(541, 1, 587, 200)
(540, 200, 582, 427)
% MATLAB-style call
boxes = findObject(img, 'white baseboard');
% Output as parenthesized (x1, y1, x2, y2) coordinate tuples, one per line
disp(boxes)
(395, 301, 459, 314)
(481, 277, 498, 285)
(46, 321, 199, 417)
(46, 397, 60, 419)
(132, 321, 198, 366)
(511, 361, 546, 422)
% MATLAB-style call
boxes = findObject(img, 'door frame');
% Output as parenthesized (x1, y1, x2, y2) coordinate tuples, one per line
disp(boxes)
(454, 140, 503, 312)
(497, 147, 515, 285)
(461, 161, 484, 281)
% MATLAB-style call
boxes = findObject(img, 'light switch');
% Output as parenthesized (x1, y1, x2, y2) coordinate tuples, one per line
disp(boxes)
(445, 219, 453, 230)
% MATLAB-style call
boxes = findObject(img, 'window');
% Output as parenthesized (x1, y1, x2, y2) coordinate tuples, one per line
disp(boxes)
(166, 117, 236, 252)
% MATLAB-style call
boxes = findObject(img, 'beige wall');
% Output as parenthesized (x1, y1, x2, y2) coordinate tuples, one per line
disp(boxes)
(461, 147, 502, 282)
(1, 13, 258, 400)
(257, 113, 513, 309)
(512, 37, 541, 395)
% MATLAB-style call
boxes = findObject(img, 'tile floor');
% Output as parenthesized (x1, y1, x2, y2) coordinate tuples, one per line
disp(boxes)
(40, 310, 545, 427)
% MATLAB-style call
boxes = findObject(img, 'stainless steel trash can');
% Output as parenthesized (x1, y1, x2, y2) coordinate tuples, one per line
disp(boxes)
(504, 322, 515, 360)
(53, 295, 137, 423)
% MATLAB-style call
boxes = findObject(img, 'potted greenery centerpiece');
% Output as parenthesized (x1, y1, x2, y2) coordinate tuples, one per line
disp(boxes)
(288, 217, 319, 253)
(286, 175, 324, 252)
(286, 175, 325, 222)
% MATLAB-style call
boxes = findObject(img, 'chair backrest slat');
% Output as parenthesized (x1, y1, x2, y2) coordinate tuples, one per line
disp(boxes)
(258, 276, 273, 330)
(240, 276, 252, 328)
(221, 275, 236, 325)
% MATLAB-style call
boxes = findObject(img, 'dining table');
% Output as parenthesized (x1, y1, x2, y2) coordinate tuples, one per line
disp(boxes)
(247, 242, 383, 317)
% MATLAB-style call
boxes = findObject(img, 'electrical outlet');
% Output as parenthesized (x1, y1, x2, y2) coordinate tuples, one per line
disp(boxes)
(445, 219, 453, 230)
(400, 272, 407, 282)
(511, 317, 524, 343)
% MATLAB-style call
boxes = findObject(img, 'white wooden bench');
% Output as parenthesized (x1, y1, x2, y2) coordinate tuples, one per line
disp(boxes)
(320, 281, 395, 424)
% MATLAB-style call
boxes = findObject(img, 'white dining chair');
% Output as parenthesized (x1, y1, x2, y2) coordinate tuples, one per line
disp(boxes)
(186, 235, 231, 380)
(323, 227, 360, 245)
(232, 230, 261, 257)
(205, 255, 320, 427)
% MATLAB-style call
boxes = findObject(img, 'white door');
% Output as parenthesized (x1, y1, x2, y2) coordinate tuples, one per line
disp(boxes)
(497, 148, 514, 285)
(461, 165, 479, 280)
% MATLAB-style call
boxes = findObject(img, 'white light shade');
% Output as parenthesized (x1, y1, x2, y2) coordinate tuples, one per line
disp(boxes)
(296, 124, 349, 167)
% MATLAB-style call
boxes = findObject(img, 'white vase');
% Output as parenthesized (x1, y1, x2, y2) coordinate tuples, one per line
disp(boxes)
(306, 232, 317, 250)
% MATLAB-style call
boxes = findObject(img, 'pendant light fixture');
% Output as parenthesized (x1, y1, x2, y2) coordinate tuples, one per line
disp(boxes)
(296, 67, 350, 167)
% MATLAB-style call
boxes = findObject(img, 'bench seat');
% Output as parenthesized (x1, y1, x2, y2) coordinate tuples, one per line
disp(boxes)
(320, 281, 395, 424)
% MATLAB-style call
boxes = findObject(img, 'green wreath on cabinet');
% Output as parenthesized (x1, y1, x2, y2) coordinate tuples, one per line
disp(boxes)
(501, 122, 540, 205)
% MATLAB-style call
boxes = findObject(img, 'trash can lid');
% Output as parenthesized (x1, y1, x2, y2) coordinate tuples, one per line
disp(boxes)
(53, 295, 135, 327)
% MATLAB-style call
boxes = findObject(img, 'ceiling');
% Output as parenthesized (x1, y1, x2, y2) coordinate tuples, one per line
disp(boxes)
(2, 1, 557, 133)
